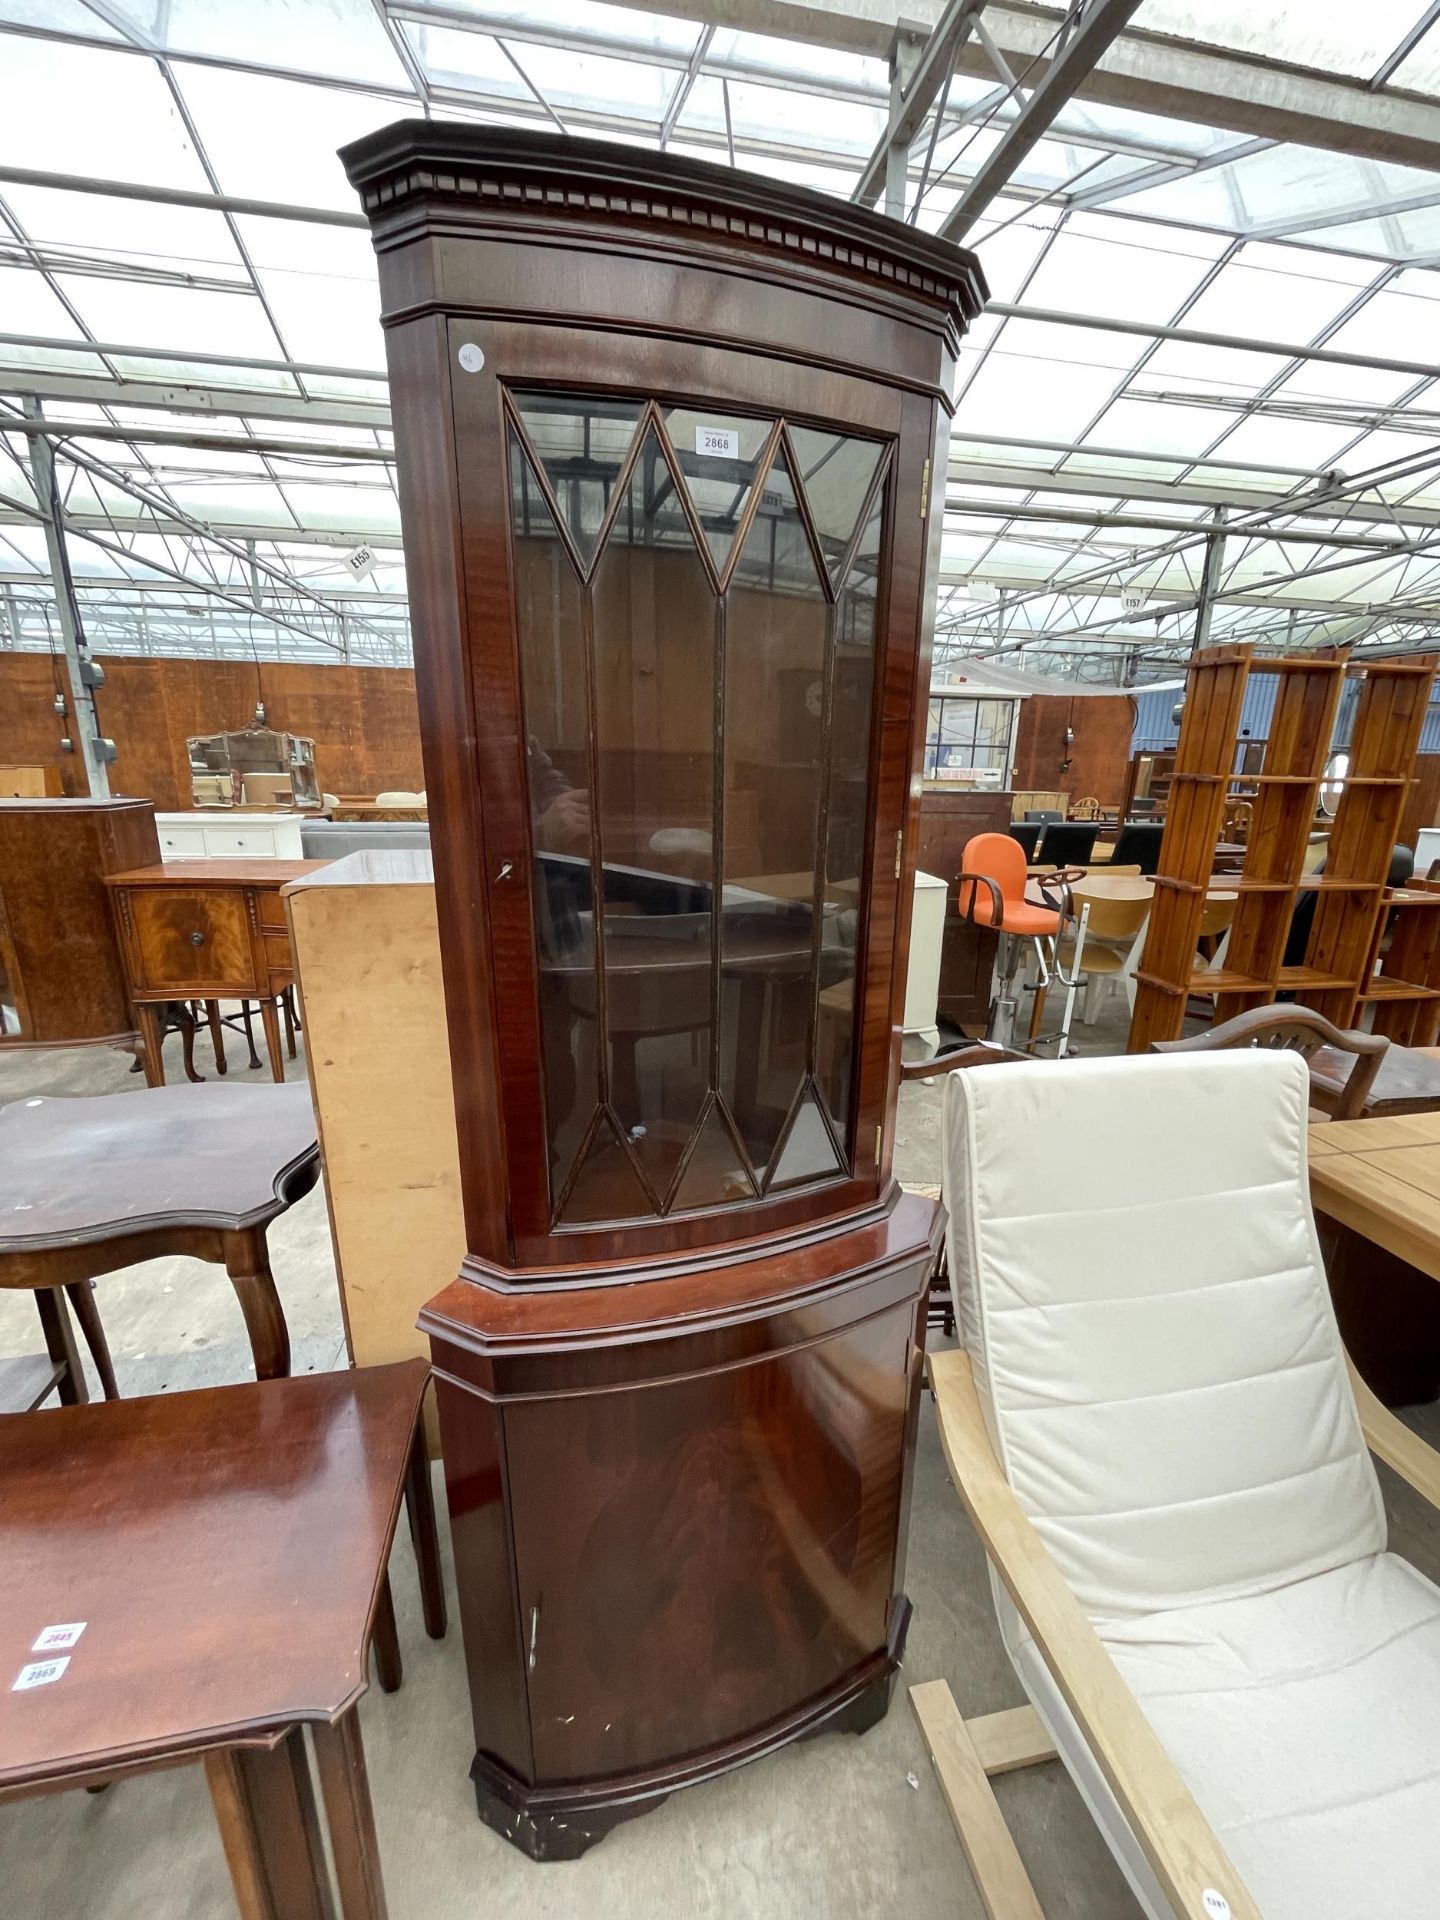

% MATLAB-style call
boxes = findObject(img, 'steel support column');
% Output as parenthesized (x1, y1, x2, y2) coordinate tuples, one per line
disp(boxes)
(1192, 509, 1227, 653)
(22, 398, 110, 796)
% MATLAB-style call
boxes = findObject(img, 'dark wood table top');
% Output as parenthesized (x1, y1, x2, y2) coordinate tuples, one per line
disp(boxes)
(0, 1082, 318, 1250)
(102, 860, 328, 888)
(1310, 1043, 1440, 1119)
(0, 1360, 427, 1791)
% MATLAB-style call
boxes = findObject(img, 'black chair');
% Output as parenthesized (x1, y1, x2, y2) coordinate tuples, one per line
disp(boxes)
(1128, 796, 1157, 815)
(1008, 821, 1044, 862)
(1283, 845, 1415, 973)
(1024, 808, 1064, 824)
(1035, 822, 1098, 866)
(1109, 821, 1165, 875)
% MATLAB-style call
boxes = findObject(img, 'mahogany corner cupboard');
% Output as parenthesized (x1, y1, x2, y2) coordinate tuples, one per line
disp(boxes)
(342, 120, 987, 1858)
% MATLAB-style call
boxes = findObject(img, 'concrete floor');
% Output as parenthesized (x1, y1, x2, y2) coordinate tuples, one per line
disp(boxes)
(3, 1000, 1439, 1919)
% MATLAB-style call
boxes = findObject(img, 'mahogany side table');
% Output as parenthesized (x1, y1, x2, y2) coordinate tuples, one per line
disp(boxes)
(0, 1360, 440, 1919)
(0, 1080, 321, 1392)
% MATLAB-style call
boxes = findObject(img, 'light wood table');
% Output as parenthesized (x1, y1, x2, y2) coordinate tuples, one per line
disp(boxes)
(1309, 1111, 1440, 1405)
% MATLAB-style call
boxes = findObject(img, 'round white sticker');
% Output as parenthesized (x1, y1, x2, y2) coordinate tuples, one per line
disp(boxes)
(1201, 1892, 1231, 1920)
(456, 342, 485, 373)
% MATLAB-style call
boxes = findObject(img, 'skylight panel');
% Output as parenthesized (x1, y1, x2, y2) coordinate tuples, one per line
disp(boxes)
(104, 0, 413, 89)
(1132, 1, 1425, 79)
(0, 38, 209, 190)
(171, 62, 400, 209)
(1015, 230, 1210, 323)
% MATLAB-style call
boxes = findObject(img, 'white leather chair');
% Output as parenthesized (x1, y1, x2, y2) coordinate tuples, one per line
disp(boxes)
(916, 1048, 1440, 1920)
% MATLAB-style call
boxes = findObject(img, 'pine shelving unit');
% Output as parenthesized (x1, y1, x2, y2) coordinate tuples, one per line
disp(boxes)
(1127, 644, 1436, 1052)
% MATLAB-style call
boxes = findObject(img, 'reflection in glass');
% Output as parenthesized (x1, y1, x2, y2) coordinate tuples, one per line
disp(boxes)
(770, 1089, 844, 1187)
(514, 391, 644, 568)
(509, 434, 597, 1198)
(722, 443, 829, 1179)
(562, 1114, 657, 1224)
(661, 406, 773, 578)
(584, 426, 716, 1207)
(818, 470, 885, 1136)
(788, 426, 883, 590)
(507, 394, 888, 1225)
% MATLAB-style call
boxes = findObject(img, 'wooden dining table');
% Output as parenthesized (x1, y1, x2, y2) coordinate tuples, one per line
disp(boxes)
(1309, 1110, 1440, 1405)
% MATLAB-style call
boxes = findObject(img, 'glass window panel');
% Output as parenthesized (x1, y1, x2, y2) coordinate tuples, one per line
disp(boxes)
(430, 0, 700, 58)
(7, 184, 248, 281)
(708, 26, 887, 92)
(677, 74, 886, 157)
(0, 0, 120, 32)
(402, 22, 525, 96)
(172, 63, 401, 208)
(234, 218, 385, 370)
(788, 426, 883, 589)
(722, 444, 829, 1180)
(662, 406, 772, 579)
(54, 276, 280, 362)
(768, 1088, 843, 1188)
(109, 0, 411, 86)
(0, 41, 209, 191)
(1392, 24, 1440, 93)
(590, 425, 715, 1201)
(1132, 2, 1422, 77)
(559, 1114, 655, 1225)
(669, 1099, 756, 1212)
(509, 433, 598, 1204)
(1017, 231, 1210, 324)
(495, 41, 677, 121)
(276, 482, 400, 533)
(818, 478, 882, 1140)
(957, 358, 1133, 439)
(514, 392, 644, 569)
(1083, 397, 1250, 458)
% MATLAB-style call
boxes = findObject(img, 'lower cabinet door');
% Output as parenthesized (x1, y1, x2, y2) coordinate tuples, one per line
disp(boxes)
(127, 887, 256, 994)
(506, 1302, 914, 1780)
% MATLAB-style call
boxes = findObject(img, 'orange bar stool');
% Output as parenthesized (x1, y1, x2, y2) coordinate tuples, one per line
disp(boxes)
(955, 832, 1088, 1053)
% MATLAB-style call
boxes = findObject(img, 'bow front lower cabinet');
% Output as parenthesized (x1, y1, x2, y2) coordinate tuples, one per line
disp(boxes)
(343, 121, 987, 1859)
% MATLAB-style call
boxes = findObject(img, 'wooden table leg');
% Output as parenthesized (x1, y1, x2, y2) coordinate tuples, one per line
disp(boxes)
(209, 1001, 229, 1075)
(135, 1002, 167, 1087)
(241, 1000, 263, 1069)
(64, 1280, 119, 1399)
(261, 997, 286, 1084)
(34, 1288, 88, 1404)
(222, 1227, 291, 1380)
(404, 1426, 447, 1641)
(312, 1709, 389, 1920)
(205, 1730, 333, 1920)
(371, 1574, 402, 1694)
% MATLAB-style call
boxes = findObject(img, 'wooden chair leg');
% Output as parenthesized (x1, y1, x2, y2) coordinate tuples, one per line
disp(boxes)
(34, 1289, 88, 1404)
(208, 1000, 228, 1075)
(240, 999, 263, 1070)
(64, 1280, 119, 1399)
(371, 1575, 402, 1694)
(312, 1709, 388, 1920)
(205, 1729, 331, 1920)
(910, 1683, 1053, 1920)
(221, 1227, 291, 1380)
(404, 1426, 447, 1640)
(260, 996, 286, 1084)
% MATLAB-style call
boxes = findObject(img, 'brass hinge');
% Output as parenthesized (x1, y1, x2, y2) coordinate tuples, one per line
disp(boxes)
(874, 1123, 882, 1162)
(895, 829, 903, 878)
(919, 457, 930, 520)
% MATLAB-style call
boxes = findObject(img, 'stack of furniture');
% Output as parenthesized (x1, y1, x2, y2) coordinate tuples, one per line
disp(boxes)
(1128, 645, 1437, 1050)
(0, 797, 159, 1053)
(1356, 876, 1440, 1045)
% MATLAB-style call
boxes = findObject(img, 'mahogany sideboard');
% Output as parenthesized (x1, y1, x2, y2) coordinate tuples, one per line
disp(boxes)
(343, 119, 985, 1858)
(104, 859, 327, 1085)
(0, 797, 159, 1053)
(918, 787, 1012, 1035)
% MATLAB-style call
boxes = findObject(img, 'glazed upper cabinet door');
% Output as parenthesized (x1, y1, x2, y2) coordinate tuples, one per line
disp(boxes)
(504, 390, 892, 1231)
